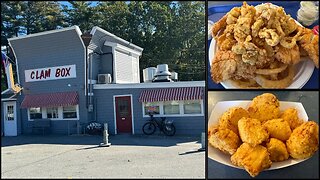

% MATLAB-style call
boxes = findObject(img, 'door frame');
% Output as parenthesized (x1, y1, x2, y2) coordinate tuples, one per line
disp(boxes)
(113, 94, 134, 135)
(3, 100, 17, 136)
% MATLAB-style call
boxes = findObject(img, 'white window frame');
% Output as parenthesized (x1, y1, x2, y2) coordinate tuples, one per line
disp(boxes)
(27, 105, 79, 121)
(142, 100, 204, 117)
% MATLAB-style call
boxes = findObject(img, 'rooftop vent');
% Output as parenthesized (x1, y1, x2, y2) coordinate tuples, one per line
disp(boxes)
(152, 64, 173, 82)
(143, 67, 157, 83)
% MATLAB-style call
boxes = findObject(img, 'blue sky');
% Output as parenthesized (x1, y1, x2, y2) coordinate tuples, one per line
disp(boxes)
(59, 1, 99, 8)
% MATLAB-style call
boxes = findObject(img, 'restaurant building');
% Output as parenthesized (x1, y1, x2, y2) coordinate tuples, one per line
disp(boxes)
(1, 25, 204, 136)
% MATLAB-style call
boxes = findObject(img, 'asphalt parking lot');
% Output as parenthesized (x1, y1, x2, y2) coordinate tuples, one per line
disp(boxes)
(1, 134, 205, 178)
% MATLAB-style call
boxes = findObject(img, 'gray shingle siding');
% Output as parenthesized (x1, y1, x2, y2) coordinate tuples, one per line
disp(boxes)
(94, 88, 204, 135)
(8, 27, 90, 135)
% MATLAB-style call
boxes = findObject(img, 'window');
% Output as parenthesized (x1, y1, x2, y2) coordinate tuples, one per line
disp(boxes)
(142, 100, 203, 117)
(63, 106, 77, 119)
(29, 107, 42, 119)
(47, 107, 59, 119)
(163, 101, 180, 115)
(184, 100, 202, 114)
(144, 102, 160, 115)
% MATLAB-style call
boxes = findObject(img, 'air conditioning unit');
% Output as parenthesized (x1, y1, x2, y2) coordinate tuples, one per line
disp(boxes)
(98, 74, 112, 84)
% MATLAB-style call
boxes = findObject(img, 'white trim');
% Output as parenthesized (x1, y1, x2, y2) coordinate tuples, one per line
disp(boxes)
(91, 26, 143, 51)
(27, 105, 80, 121)
(112, 47, 117, 83)
(104, 42, 142, 56)
(113, 94, 134, 135)
(142, 99, 204, 118)
(94, 81, 205, 89)
(1, 98, 17, 102)
(8, 26, 81, 41)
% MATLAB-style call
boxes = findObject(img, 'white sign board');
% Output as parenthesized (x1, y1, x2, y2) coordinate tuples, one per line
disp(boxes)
(25, 64, 76, 82)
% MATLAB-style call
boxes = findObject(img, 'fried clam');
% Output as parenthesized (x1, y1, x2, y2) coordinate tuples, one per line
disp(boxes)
(238, 117, 269, 146)
(266, 138, 289, 162)
(208, 126, 241, 155)
(219, 107, 250, 135)
(263, 118, 292, 141)
(280, 108, 304, 130)
(231, 143, 272, 177)
(247, 93, 280, 122)
(286, 121, 319, 159)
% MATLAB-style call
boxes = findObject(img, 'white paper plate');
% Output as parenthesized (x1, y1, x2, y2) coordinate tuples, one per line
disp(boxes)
(208, 101, 310, 170)
(208, 3, 315, 89)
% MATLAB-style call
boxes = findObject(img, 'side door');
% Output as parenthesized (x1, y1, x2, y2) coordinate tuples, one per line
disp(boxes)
(3, 101, 17, 136)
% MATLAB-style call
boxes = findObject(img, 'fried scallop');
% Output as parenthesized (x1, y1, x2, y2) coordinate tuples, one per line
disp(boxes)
(219, 107, 250, 135)
(238, 117, 269, 146)
(231, 143, 272, 177)
(280, 108, 304, 130)
(248, 93, 280, 123)
(286, 121, 319, 159)
(266, 138, 289, 162)
(208, 127, 241, 155)
(263, 118, 292, 141)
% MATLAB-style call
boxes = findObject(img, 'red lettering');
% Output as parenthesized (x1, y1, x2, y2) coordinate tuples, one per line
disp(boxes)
(55, 69, 60, 77)
(30, 71, 35, 79)
(65, 67, 71, 76)
(45, 69, 51, 78)
(61, 68, 65, 77)
(39, 70, 45, 79)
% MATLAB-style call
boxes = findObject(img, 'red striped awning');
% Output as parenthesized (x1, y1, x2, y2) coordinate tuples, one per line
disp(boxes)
(21, 91, 79, 108)
(139, 87, 204, 102)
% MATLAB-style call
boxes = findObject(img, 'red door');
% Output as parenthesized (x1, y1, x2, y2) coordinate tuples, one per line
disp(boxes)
(115, 96, 132, 133)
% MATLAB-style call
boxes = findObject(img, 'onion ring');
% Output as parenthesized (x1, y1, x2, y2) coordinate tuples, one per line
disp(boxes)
(230, 79, 262, 89)
(254, 65, 294, 88)
(256, 64, 288, 75)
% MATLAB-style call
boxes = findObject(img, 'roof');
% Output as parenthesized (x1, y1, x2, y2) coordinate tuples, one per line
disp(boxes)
(94, 81, 205, 90)
(89, 26, 143, 54)
(8, 26, 82, 42)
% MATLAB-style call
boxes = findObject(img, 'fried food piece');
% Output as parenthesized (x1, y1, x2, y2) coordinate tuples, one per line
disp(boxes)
(286, 121, 319, 159)
(266, 138, 289, 162)
(208, 127, 241, 155)
(238, 117, 269, 146)
(247, 93, 280, 122)
(263, 118, 292, 141)
(259, 28, 280, 46)
(210, 50, 238, 83)
(280, 108, 304, 130)
(231, 143, 272, 177)
(219, 107, 250, 135)
(254, 65, 294, 89)
(298, 27, 319, 68)
(274, 44, 300, 65)
(212, 15, 227, 38)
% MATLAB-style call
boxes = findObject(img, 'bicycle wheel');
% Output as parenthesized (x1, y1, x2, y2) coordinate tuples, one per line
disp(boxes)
(163, 124, 176, 136)
(142, 122, 156, 135)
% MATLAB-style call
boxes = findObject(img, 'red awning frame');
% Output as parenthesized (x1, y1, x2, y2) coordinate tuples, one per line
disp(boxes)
(21, 91, 79, 108)
(139, 87, 204, 102)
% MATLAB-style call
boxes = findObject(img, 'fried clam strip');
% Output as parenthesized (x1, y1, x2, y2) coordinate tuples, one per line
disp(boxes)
(255, 65, 294, 88)
(211, 15, 227, 38)
(297, 27, 319, 68)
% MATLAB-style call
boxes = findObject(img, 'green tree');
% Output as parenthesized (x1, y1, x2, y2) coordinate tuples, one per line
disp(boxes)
(63, 1, 96, 33)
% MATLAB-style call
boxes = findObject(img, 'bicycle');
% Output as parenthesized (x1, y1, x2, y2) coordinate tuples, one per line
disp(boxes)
(142, 112, 176, 136)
